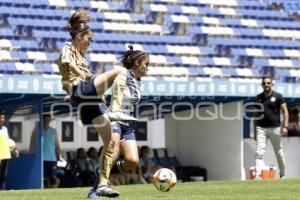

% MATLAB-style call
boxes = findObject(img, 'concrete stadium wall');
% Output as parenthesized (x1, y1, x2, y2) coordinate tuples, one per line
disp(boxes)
(9, 115, 88, 151)
(165, 101, 244, 180)
(164, 100, 300, 180)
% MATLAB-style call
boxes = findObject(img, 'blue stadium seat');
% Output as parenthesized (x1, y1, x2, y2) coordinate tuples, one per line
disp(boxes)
(254, 59, 269, 67)
(0, 6, 11, 16)
(34, 63, 54, 74)
(223, 68, 238, 77)
(189, 67, 205, 76)
(0, 0, 13, 6)
(47, 52, 58, 61)
(15, 51, 28, 61)
(42, 63, 55, 73)
(30, 0, 49, 8)
(54, 9, 70, 19)
(165, 56, 181, 65)
(0, 65, 6, 72)
(107, 1, 128, 12)
(130, 13, 146, 22)
(0, 28, 14, 37)
(98, 43, 109, 52)
(44, 9, 57, 18)
(277, 69, 290, 78)
(252, 69, 260, 77)
(1, 62, 17, 73)
(34, 63, 45, 73)
(17, 7, 30, 15)
(153, 149, 175, 168)
(68, 0, 90, 9)
(104, 65, 114, 72)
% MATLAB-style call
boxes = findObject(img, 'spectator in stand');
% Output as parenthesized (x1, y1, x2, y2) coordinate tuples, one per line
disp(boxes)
(72, 148, 95, 186)
(139, 146, 160, 183)
(87, 147, 99, 172)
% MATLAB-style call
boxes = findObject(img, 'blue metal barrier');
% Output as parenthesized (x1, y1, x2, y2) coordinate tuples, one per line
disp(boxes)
(5, 154, 42, 190)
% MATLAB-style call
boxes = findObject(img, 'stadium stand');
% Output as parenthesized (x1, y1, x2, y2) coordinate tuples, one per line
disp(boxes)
(266, 0, 300, 14)
(0, 0, 300, 81)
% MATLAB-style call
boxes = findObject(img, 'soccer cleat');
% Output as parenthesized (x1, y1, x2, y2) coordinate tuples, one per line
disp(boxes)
(96, 185, 120, 198)
(87, 189, 100, 199)
(280, 175, 286, 179)
(87, 167, 100, 199)
(108, 112, 137, 121)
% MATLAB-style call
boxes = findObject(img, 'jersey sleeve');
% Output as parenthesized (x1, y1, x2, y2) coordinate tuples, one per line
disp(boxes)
(57, 44, 74, 66)
(110, 71, 128, 112)
(277, 93, 285, 106)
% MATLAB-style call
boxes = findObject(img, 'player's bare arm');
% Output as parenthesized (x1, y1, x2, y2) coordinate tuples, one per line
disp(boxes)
(280, 103, 289, 136)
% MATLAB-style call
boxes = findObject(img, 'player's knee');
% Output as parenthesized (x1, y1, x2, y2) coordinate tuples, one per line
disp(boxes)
(125, 157, 139, 169)
(107, 139, 115, 149)
(255, 153, 263, 159)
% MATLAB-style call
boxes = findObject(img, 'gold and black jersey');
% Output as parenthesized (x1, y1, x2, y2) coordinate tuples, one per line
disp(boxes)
(56, 42, 91, 94)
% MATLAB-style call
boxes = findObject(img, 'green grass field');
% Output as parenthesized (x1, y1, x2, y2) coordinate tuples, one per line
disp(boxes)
(1, 179, 300, 200)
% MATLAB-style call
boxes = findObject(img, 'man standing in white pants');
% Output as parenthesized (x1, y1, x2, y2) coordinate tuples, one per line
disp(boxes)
(254, 76, 289, 179)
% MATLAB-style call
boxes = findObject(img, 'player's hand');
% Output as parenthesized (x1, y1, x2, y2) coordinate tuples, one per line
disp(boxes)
(11, 148, 19, 158)
(282, 127, 288, 137)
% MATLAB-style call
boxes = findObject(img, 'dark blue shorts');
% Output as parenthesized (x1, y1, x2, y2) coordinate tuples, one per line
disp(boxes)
(112, 122, 136, 141)
(43, 161, 57, 179)
(71, 77, 106, 125)
(71, 77, 98, 103)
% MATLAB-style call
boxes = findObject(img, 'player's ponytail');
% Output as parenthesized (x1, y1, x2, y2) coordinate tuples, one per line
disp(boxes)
(121, 45, 149, 70)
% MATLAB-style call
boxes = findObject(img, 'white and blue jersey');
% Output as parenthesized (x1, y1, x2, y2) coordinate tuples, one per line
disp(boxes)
(110, 69, 141, 140)
(110, 69, 141, 118)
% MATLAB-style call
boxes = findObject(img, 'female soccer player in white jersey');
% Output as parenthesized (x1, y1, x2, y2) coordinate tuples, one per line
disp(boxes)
(88, 45, 149, 199)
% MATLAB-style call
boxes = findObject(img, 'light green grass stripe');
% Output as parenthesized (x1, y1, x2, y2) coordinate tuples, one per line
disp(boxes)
(1, 179, 300, 200)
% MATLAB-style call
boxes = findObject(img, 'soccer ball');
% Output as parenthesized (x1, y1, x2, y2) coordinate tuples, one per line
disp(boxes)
(153, 168, 177, 192)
